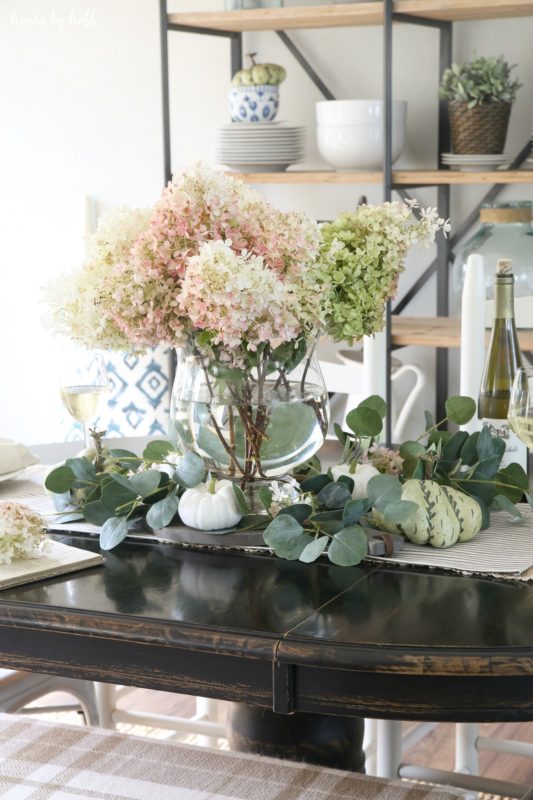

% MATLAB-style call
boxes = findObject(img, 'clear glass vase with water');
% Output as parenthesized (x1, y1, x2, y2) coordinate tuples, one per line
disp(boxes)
(170, 340, 328, 487)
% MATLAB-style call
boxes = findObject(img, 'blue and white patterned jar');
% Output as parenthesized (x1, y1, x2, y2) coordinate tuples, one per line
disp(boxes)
(228, 85, 280, 123)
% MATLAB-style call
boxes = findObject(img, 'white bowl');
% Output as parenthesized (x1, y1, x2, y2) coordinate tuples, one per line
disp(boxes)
(316, 99, 407, 127)
(317, 123, 406, 170)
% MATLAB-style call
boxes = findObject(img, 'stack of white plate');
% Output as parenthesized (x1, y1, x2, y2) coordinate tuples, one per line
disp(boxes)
(527, 114, 533, 166)
(442, 153, 510, 171)
(215, 123, 305, 172)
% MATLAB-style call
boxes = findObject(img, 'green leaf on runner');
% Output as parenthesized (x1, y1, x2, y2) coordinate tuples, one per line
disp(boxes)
(345, 406, 383, 438)
(83, 500, 118, 526)
(359, 395, 387, 419)
(337, 474, 355, 494)
(146, 492, 180, 529)
(64, 458, 97, 483)
(44, 465, 76, 494)
(333, 423, 348, 445)
(299, 536, 329, 563)
(263, 515, 312, 560)
(129, 470, 163, 499)
(445, 396, 477, 425)
(143, 440, 176, 462)
(174, 452, 205, 488)
(100, 516, 129, 550)
(342, 498, 370, 526)
(366, 474, 402, 512)
(327, 526, 368, 567)
(258, 487, 274, 512)
(277, 504, 312, 524)
(300, 474, 332, 493)
(232, 484, 250, 515)
(476, 425, 497, 461)
(493, 494, 523, 521)
(317, 481, 353, 510)
(382, 499, 418, 524)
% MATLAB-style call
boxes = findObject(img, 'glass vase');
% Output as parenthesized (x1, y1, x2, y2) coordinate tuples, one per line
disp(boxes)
(169, 340, 328, 488)
(451, 201, 533, 311)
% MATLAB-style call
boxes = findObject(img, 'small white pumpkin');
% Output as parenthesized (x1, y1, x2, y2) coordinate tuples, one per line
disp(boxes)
(331, 463, 380, 500)
(179, 478, 243, 531)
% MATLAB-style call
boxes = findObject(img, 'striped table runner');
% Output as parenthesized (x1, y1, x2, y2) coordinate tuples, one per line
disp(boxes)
(2, 473, 533, 580)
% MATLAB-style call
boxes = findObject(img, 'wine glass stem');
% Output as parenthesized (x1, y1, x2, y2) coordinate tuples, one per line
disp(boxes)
(83, 423, 92, 449)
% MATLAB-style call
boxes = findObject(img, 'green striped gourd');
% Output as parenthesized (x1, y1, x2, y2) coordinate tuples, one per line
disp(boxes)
(372, 479, 483, 549)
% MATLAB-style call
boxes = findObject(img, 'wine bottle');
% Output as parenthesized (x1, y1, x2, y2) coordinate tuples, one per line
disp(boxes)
(478, 258, 528, 470)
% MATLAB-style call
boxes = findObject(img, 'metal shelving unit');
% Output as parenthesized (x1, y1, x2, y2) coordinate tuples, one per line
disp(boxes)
(159, 0, 533, 436)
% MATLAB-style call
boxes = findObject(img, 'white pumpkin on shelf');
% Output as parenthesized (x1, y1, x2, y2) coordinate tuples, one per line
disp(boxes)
(179, 478, 243, 531)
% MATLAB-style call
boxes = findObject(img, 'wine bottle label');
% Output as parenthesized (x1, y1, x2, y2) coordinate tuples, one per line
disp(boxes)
(480, 418, 528, 471)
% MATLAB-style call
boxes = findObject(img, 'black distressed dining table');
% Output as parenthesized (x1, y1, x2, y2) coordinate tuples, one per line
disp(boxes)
(1, 531, 533, 771)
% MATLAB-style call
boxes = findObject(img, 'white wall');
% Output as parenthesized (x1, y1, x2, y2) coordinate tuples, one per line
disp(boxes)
(2, 0, 533, 444)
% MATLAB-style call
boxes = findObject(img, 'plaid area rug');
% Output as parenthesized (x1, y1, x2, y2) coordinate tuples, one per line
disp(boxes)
(18, 710, 512, 800)
(0, 712, 464, 800)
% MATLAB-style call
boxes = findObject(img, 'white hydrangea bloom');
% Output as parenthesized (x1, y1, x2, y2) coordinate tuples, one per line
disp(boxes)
(0, 502, 46, 566)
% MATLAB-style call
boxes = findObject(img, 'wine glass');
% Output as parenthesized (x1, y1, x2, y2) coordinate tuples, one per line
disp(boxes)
(509, 366, 533, 450)
(58, 346, 110, 447)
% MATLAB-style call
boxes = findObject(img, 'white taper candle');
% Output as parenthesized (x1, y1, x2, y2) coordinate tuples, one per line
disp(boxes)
(460, 253, 486, 433)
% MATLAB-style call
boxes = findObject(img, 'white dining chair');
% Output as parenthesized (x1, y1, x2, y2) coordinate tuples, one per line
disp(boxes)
(317, 338, 427, 443)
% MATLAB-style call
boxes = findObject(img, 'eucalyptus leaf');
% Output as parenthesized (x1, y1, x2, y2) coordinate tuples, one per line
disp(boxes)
(278, 504, 312, 524)
(55, 511, 85, 524)
(100, 516, 129, 550)
(65, 457, 97, 483)
(129, 470, 163, 498)
(299, 536, 329, 563)
(232, 484, 250, 515)
(317, 481, 352, 510)
(342, 498, 370, 526)
(334, 423, 348, 445)
(493, 494, 523, 521)
(300, 474, 331, 493)
(359, 395, 387, 419)
(174, 452, 205, 488)
(109, 449, 143, 468)
(83, 500, 117, 526)
(52, 491, 73, 512)
(460, 431, 480, 466)
(337, 474, 355, 494)
(263, 515, 312, 560)
(445, 396, 477, 425)
(328, 526, 368, 567)
(318, 520, 344, 535)
(44, 465, 75, 494)
(399, 441, 426, 461)
(424, 410, 435, 430)
(345, 406, 383, 438)
(366, 474, 402, 512)
(382, 499, 418, 524)
(143, 440, 175, 462)
(102, 478, 137, 509)
(258, 487, 274, 512)
(442, 431, 469, 462)
(238, 513, 269, 530)
(147, 492, 180, 529)
(310, 510, 342, 522)
(476, 425, 496, 462)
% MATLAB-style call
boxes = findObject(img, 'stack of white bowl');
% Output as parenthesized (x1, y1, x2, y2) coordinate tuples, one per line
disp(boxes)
(215, 123, 305, 172)
(316, 100, 407, 170)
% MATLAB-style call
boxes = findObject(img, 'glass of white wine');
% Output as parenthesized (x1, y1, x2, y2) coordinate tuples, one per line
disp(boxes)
(59, 347, 110, 447)
(509, 366, 533, 451)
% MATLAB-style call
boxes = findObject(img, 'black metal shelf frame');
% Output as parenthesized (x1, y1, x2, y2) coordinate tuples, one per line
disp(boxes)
(159, 0, 529, 436)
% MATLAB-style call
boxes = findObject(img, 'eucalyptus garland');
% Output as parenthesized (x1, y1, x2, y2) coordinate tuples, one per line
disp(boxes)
(44, 395, 531, 565)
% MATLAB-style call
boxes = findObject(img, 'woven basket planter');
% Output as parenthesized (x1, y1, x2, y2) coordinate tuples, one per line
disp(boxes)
(448, 100, 511, 154)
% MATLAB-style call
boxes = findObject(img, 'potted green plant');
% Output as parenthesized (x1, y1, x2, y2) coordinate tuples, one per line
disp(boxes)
(438, 54, 522, 154)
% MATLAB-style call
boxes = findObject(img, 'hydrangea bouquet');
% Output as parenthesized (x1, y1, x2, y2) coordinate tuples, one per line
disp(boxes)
(47, 164, 448, 491)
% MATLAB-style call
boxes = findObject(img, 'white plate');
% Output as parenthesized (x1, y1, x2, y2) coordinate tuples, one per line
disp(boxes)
(0, 468, 28, 483)
(220, 163, 291, 172)
(216, 148, 304, 155)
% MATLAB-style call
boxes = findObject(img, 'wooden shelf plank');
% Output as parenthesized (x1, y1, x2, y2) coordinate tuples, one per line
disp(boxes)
(228, 169, 532, 185)
(391, 316, 533, 349)
(231, 170, 383, 184)
(169, 1, 533, 33)
(394, 170, 533, 185)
